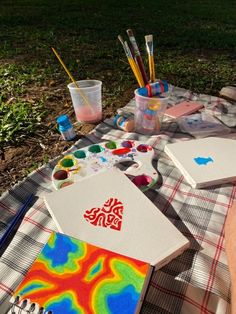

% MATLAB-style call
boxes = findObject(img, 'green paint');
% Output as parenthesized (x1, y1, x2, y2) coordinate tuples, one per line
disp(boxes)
(88, 145, 103, 153)
(74, 150, 86, 159)
(61, 158, 74, 168)
(94, 260, 145, 312)
(105, 141, 117, 149)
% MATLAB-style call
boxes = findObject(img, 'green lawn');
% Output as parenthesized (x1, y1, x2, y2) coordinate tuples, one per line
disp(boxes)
(0, 0, 235, 146)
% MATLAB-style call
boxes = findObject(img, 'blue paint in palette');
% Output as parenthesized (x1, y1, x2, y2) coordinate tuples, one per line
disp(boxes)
(99, 156, 107, 163)
(194, 157, 214, 165)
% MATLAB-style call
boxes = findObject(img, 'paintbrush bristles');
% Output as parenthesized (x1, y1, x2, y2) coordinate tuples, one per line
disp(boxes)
(118, 35, 125, 46)
(126, 28, 148, 85)
(145, 35, 156, 82)
(145, 35, 154, 55)
(118, 35, 129, 56)
(124, 41, 133, 58)
(126, 29, 134, 37)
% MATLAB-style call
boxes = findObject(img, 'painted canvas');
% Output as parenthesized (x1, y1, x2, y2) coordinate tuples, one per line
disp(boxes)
(44, 168, 189, 270)
(164, 137, 236, 188)
(8, 232, 153, 314)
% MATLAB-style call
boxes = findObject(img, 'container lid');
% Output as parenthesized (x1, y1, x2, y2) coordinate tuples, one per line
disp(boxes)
(56, 114, 72, 131)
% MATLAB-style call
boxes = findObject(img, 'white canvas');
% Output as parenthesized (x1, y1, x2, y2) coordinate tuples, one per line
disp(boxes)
(44, 168, 189, 270)
(164, 137, 236, 188)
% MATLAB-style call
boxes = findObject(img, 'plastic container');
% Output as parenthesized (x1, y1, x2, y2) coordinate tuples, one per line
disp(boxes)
(134, 89, 169, 135)
(68, 80, 102, 123)
(57, 114, 76, 141)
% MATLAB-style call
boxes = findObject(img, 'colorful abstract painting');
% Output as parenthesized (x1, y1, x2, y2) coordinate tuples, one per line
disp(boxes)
(13, 232, 151, 314)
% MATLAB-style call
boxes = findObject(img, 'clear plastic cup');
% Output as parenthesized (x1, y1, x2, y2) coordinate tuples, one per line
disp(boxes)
(68, 80, 102, 123)
(134, 89, 169, 135)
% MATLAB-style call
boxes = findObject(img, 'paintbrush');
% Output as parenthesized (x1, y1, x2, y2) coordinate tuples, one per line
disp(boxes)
(145, 34, 156, 83)
(126, 29, 148, 85)
(0, 194, 33, 250)
(118, 35, 145, 87)
(51, 47, 93, 111)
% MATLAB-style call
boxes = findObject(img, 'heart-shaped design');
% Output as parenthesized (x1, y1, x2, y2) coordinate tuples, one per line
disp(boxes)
(84, 198, 123, 231)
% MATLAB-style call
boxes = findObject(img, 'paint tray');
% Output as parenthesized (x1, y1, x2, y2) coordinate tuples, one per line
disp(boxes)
(177, 112, 230, 138)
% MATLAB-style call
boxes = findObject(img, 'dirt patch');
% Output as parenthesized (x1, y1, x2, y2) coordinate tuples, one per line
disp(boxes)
(0, 83, 135, 195)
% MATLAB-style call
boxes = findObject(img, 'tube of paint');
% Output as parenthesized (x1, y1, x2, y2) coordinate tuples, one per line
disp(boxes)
(137, 80, 169, 97)
(113, 114, 134, 132)
(57, 114, 76, 141)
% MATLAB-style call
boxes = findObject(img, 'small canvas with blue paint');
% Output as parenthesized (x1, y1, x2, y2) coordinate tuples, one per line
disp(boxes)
(194, 157, 214, 166)
(164, 137, 236, 188)
(178, 112, 230, 138)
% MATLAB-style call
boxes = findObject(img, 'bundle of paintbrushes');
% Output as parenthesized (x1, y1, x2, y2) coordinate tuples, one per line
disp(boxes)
(118, 29, 169, 98)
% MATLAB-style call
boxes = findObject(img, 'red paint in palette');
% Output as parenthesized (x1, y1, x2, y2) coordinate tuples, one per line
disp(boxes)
(112, 147, 131, 155)
(53, 170, 68, 180)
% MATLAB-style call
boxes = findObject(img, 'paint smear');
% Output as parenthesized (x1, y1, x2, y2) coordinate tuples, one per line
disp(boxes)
(112, 147, 131, 155)
(88, 145, 103, 153)
(105, 141, 117, 149)
(132, 175, 152, 187)
(74, 150, 86, 159)
(59, 181, 74, 189)
(53, 170, 68, 181)
(137, 144, 149, 153)
(121, 140, 134, 148)
(194, 157, 214, 165)
(60, 158, 74, 168)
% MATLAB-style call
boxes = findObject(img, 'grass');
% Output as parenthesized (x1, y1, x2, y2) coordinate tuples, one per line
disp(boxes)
(0, 97, 46, 145)
(0, 0, 235, 147)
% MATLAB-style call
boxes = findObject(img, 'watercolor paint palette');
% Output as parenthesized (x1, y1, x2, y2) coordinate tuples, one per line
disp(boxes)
(52, 140, 158, 191)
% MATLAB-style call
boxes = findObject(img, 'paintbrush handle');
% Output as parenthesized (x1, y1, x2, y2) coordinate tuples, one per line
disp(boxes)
(0, 194, 33, 249)
(135, 55, 149, 85)
(51, 48, 93, 110)
(123, 41, 145, 87)
(148, 55, 156, 83)
(126, 29, 149, 85)
(128, 57, 145, 87)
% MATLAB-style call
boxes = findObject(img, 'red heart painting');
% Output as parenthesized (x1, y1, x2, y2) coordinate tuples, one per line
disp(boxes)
(84, 198, 123, 231)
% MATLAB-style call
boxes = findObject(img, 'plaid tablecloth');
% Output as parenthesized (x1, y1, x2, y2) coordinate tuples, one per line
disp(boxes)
(1, 86, 236, 314)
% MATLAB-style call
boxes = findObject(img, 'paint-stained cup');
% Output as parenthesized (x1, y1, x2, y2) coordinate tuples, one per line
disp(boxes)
(134, 89, 169, 135)
(68, 80, 102, 123)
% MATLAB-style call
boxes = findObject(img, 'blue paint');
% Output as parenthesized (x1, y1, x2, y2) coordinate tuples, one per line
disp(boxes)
(20, 283, 45, 296)
(107, 285, 139, 314)
(194, 157, 213, 165)
(90, 260, 102, 276)
(43, 233, 78, 267)
(99, 156, 107, 163)
(127, 153, 135, 160)
(46, 298, 80, 314)
(187, 117, 201, 125)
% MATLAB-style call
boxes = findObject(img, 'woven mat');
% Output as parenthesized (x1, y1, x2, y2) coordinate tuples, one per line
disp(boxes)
(1, 85, 236, 313)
